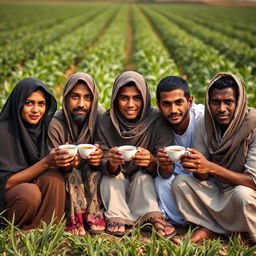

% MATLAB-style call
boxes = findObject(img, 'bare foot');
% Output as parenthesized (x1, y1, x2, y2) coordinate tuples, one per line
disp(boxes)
(190, 227, 218, 243)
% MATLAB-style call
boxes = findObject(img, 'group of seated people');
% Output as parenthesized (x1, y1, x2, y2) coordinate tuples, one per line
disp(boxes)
(0, 70, 255, 245)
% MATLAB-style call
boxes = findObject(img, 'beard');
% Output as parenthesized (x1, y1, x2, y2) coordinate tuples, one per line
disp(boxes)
(72, 114, 88, 125)
(71, 107, 89, 125)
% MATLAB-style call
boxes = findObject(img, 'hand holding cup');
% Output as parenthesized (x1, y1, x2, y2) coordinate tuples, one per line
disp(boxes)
(117, 145, 138, 161)
(165, 145, 189, 162)
(77, 144, 97, 159)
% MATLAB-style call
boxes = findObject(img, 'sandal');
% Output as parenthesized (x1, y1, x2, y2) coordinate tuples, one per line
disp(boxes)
(84, 214, 106, 235)
(143, 218, 176, 239)
(105, 222, 125, 237)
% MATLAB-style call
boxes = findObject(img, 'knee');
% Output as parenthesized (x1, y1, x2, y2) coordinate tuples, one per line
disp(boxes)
(37, 168, 65, 189)
(232, 185, 256, 206)
(133, 171, 152, 185)
(172, 175, 190, 192)
(17, 184, 41, 210)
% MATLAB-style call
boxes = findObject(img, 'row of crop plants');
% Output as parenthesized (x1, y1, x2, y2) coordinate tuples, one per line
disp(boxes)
(140, 6, 256, 107)
(159, 5, 256, 48)
(77, 5, 129, 110)
(0, 4, 92, 47)
(151, 5, 256, 75)
(0, 5, 109, 82)
(164, 4, 256, 35)
(131, 6, 179, 104)
(0, 6, 118, 109)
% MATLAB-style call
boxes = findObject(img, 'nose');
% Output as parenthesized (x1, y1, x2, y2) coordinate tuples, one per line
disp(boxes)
(219, 102, 227, 112)
(78, 98, 85, 107)
(127, 98, 135, 107)
(32, 104, 39, 113)
(170, 104, 178, 113)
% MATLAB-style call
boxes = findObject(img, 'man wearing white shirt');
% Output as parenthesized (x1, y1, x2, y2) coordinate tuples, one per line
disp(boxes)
(155, 76, 204, 225)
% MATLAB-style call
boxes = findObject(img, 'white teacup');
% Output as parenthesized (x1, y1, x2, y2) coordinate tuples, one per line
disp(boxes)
(118, 145, 138, 161)
(77, 144, 97, 159)
(58, 144, 77, 156)
(165, 145, 188, 162)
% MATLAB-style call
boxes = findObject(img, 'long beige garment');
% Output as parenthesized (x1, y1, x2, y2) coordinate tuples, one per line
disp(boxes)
(172, 175, 256, 242)
(95, 71, 173, 225)
(172, 73, 256, 242)
(101, 171, 163, 225)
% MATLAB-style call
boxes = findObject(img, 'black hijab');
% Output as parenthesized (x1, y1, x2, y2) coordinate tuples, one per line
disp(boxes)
(0, 78, 56, 214)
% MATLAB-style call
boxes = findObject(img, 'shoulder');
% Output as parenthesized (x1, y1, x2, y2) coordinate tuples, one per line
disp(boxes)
(97, 105, 106, 116)
(49, 110, 66, 131)
(191, 103, 205, 120)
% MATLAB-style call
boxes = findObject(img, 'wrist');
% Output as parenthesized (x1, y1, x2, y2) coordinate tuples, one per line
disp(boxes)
(107, 160, 119, 174)
(42, 157, 50, 170)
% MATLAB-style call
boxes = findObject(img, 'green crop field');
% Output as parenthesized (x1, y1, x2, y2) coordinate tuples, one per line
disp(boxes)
(0, 2, 255, 109)
(0, 2, 256, 255)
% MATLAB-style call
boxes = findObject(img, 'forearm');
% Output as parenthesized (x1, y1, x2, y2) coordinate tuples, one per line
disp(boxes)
(5, 157, 50, 190)
(210, 162, 256, 190)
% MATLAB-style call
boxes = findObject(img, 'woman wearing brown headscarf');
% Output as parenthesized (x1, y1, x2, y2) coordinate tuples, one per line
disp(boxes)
(172, 73, 256, 244)
(96, 71, 176, 237)
(48, 72, 105, 235)
(0, 78, 65, 229)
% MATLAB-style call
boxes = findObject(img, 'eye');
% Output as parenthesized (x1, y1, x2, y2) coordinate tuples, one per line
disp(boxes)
(162, 101, 170, 107)
(175, 100, 184, 106)
(38, 101, 46, 107)
(224, 100, 236, 106)
(119, 95, 128, 100)
(85, 94, 93, 101)
(71, 94, 79, 100)
(25, 100, 33, 106)
(134, 95, 142, 101)
(211, 99, 220, 105)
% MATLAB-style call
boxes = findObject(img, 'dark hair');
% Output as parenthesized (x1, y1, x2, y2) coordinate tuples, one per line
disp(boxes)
(209, 76, 238, 96)
(156, 76, 190, 101)
(123, 81, 136, 87)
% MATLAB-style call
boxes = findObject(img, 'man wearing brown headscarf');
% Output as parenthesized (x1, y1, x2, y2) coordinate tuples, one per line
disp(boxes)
(48, 72, 105, 235)
(96, 71, 176, 237)
(172, 73, 256, 244)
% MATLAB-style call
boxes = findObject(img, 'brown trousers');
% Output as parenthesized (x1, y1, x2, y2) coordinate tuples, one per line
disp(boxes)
(5, 168, 65, 230)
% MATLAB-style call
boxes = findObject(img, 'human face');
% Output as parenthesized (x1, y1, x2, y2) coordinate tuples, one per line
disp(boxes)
(21, 90, 46, 125)
(116, 85, 143, 120)
(157, 89, 192, 134)
(68, 82, 93, 123)
(209, 87, 237, 130)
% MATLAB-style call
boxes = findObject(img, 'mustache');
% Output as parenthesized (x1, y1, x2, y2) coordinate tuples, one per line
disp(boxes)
(73, 107, 89, 113)
(167, 113, 182, 118)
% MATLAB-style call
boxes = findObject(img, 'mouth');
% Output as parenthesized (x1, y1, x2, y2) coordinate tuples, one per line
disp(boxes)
(167, 114, 182, 121)
(217, 114, 229, 120)
(29, 115, 40, 120)
(74, 110, 87, 115)
(125, 109, 137, 115)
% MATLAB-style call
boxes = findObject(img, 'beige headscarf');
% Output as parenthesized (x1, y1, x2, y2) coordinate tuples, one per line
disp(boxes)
(205, 72, 256, 172)
(49, 72, 104, 147)
(96, 71, 172, 176)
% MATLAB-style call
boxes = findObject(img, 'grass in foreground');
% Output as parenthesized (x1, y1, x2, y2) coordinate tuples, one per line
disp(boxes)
(0, 218, 255, 256)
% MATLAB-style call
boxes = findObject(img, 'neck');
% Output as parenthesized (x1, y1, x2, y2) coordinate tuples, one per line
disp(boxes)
(173, 116, 190, 135)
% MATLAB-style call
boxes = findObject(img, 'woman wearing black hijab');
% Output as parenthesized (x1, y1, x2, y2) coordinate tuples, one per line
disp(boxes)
(0, 78, 65, 229)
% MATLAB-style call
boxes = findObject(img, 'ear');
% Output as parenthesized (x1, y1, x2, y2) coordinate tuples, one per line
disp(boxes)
(188, 96, 193, 108)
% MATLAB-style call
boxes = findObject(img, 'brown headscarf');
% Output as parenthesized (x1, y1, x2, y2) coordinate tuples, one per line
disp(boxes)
(48, 72, 104, 147)
(0, 78, 56, 214)
(96, 71, 172, 176)
(205, 72, 256, 172)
